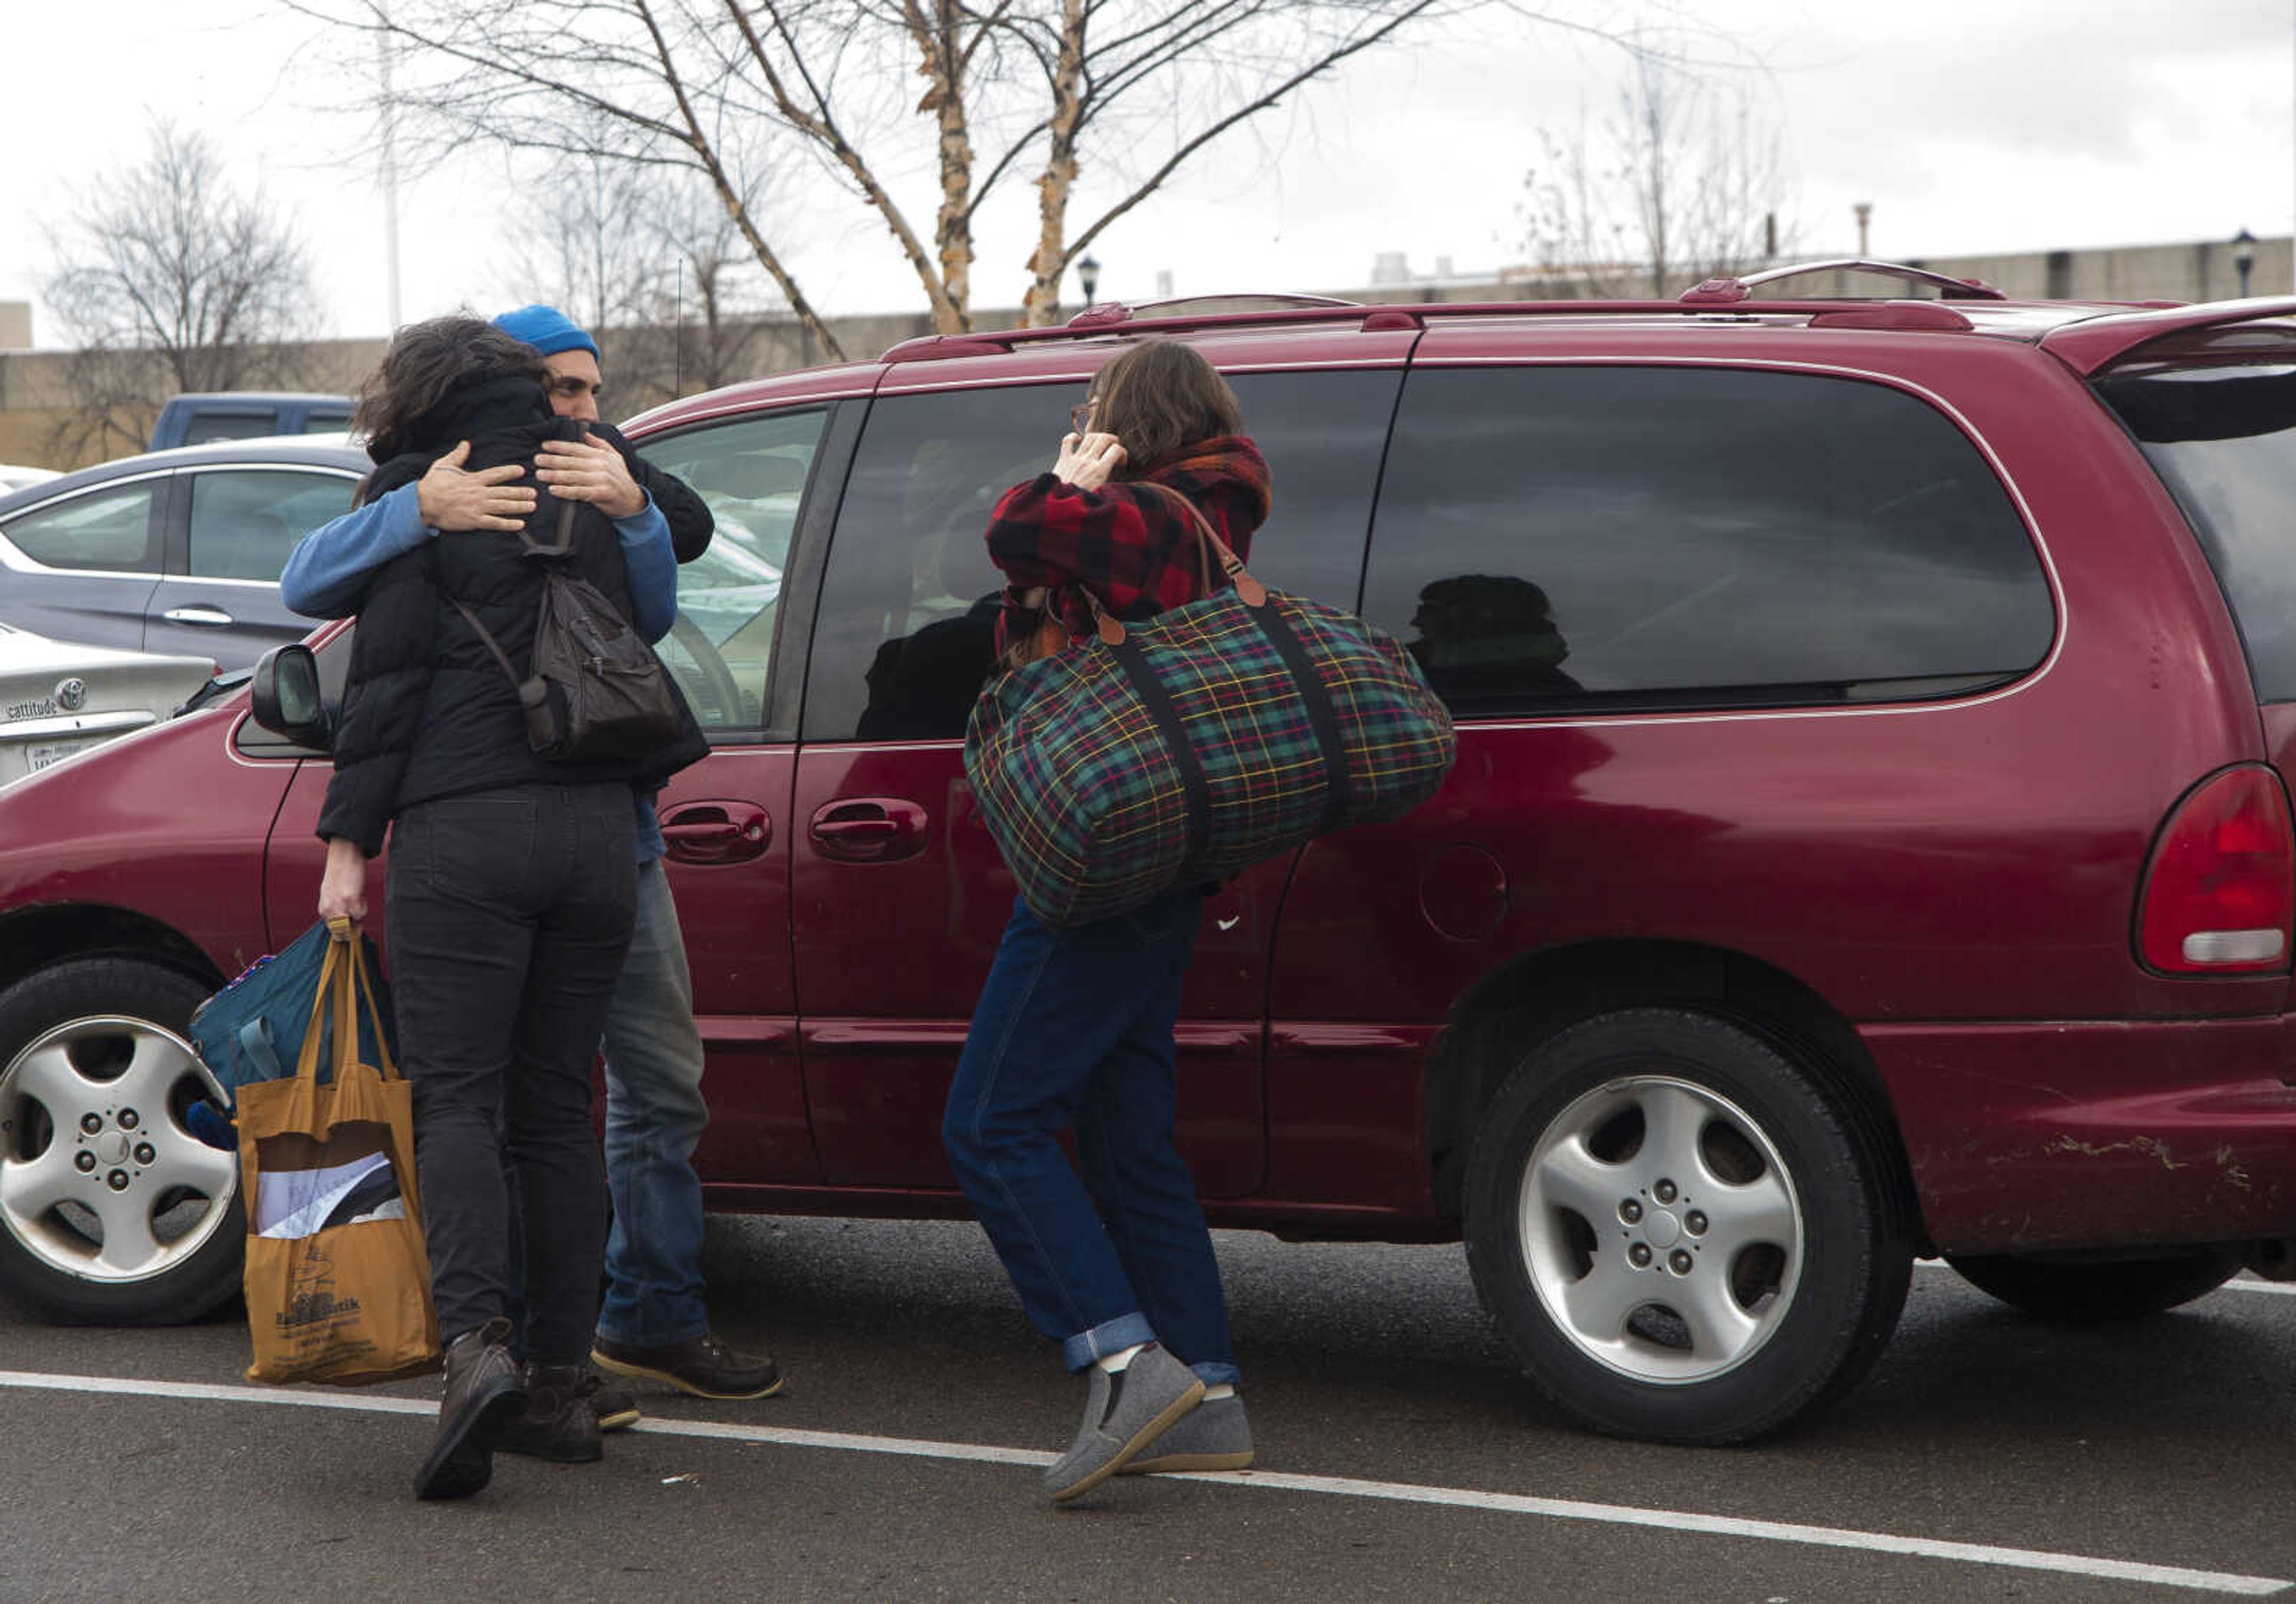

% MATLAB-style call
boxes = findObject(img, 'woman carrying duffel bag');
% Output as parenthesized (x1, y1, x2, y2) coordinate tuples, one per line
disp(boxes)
(944, 340, 1263, 1505)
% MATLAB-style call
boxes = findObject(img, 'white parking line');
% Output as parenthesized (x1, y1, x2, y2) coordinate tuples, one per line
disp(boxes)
(2227, 1278, 2296, 1297)
(0, 1368, 2283, 1596)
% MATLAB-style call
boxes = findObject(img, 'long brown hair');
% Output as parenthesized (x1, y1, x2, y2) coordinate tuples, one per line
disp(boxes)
(353, 315, 548, 472)
(1085, 340, 1242, 476)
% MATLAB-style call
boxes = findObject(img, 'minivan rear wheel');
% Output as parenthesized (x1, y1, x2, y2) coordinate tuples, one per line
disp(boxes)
(0, 958, 243, 1324)
(1944, 1248, 2240, 1321)
(1464, 1007, 1911, 1444)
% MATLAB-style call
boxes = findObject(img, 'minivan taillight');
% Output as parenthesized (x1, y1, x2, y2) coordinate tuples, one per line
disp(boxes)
(2138, 766, 2294, 974)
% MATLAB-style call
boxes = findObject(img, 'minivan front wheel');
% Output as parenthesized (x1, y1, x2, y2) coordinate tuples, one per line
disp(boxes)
(0, 958, 243, 1324)
(1464, 1008, 1911, 1444)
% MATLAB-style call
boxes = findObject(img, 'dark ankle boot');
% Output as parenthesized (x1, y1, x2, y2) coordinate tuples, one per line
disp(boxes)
(498, 1362, 606, 1464)
(414, 1316, 527, 1501)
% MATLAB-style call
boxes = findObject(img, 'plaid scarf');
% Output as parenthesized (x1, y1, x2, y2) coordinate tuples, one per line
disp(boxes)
(984, 434, 1272, 658)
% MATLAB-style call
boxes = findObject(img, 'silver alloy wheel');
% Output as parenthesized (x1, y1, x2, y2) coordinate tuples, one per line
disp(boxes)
(1517, 1073, 1804, 1385)
(0, 1015, 237, 1283)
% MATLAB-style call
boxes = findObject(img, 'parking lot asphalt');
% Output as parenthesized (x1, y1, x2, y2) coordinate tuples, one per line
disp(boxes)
(4, 1217, 2294, 1602)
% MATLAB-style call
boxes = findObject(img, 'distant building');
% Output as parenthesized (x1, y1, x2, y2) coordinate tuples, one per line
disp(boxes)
(0, 303, 29, 352)
(1352, 234, 2294, 305)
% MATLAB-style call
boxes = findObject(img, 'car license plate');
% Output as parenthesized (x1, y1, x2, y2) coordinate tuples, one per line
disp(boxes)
(28, 741, 90, 771)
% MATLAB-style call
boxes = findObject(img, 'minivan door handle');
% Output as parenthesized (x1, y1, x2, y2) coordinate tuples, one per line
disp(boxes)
(659, 800, 771, 865)
(808, 798, 929, 863)
(161, 606, 235, 627)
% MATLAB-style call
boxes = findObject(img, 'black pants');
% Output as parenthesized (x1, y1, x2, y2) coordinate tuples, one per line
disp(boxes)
(386, 784, 637, 1365)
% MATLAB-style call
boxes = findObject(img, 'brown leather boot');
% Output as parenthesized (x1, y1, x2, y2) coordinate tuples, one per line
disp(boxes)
(498, 1362, 606, 1463)
(413, 1317, 527, 1501)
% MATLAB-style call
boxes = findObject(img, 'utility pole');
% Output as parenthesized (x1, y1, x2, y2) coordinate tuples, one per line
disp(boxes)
(1854, 202, 1872, 259)
(378, 13, 403, 330)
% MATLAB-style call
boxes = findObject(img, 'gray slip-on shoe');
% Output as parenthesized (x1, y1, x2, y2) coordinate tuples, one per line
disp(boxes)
(1043, 1343, 1205, 1504)
(1120, 1392, 1253, 1474)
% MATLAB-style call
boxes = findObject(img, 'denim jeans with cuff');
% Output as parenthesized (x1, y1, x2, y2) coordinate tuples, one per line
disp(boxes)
(942, 889, 1239, 1388)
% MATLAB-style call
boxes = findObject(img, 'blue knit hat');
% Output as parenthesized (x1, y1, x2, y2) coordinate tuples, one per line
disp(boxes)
(491, 303, 600, 360)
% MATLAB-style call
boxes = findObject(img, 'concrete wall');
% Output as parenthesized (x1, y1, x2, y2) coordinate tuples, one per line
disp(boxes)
(1338, 236, 2295, 307)
(4, 235, 2290, 470)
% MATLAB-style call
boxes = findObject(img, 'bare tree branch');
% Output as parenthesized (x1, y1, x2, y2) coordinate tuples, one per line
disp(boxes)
(292, 0, 1691, 346)
(42, 124, 319, 459)
(1517, 35, 1794, 298)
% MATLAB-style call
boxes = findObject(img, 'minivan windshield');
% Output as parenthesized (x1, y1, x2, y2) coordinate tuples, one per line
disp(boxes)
(2099, 358, 2296, 701)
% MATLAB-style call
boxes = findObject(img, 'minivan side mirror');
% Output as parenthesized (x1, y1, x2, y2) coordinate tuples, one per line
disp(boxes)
(251, 644, 333, 750)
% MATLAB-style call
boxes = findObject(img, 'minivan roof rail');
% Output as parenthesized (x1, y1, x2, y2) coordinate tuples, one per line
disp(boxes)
(1681, 260, 2004, 304)
(876, 264, 2032, 364)
(1070, 292, 1361, 327)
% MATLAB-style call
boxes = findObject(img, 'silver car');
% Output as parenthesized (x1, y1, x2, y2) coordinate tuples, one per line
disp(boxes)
(0, 438, 366, 670)
(0, 624, 219, 785)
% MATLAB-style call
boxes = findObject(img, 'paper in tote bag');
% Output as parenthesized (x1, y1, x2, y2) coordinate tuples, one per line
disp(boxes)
(966, 484, 1456, 928)
(237, 925, 439, 1386)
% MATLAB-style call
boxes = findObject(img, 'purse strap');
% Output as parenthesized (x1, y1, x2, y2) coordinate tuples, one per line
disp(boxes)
(1094, 482, 1266, 647)
(1003, 481, 1261, 661)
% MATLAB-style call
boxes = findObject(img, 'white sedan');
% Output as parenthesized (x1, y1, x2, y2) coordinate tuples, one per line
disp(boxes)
(0, 624, 218, 785)
(0, 465, 57, 495)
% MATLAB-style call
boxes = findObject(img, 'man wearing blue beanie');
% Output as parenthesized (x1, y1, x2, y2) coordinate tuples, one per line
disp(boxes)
(280, 307, 781, 1447)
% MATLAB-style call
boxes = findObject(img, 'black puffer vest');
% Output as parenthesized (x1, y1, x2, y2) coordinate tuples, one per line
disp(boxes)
(316, 378, 707, 855)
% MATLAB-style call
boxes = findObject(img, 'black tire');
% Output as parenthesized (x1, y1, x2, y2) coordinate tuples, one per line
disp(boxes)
(0, 957, 244, 1324)
(1463, 1007, 1912, 1445)
(1944, 1249, 2240, 1322)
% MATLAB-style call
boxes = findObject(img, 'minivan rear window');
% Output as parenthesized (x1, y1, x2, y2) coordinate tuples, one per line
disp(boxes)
(2097, 360, 2296, 702)
(1361, 365, 2054, 716)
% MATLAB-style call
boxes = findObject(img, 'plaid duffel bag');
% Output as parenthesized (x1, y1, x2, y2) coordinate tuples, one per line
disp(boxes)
(964, 492, 1455, 928)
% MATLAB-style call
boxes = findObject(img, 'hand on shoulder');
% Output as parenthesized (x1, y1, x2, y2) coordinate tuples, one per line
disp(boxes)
(417, 440, 536, 533)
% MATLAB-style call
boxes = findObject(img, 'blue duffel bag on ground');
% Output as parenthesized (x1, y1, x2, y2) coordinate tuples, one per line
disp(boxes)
(189, 919, 397, 1107)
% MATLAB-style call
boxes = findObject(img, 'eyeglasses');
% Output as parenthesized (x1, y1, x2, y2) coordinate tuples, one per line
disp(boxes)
(1070, 401, 1095, 436)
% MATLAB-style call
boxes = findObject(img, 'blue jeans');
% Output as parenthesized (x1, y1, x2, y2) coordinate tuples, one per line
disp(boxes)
(942, 890, 1239, 1388)
(593, 858, 713, 1348)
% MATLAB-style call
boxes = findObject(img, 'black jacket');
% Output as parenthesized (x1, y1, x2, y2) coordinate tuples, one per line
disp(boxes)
(317, 380, 707, 855)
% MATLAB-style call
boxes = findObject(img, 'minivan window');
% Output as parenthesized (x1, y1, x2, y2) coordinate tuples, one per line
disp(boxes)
(640, 408, 829, 730)
(1, 482, 161, 572)
(2097, 362, 2296, 702)
(804, 369, 1399, 743)
(1361, 366, 2054, 716)
(186, 469, 356, 582)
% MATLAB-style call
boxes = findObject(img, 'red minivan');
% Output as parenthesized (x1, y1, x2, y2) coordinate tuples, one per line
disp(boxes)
(6, 265, 2296, 1444)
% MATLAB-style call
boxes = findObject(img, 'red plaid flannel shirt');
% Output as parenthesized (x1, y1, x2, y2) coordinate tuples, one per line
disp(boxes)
(984, 435, 1272, 658)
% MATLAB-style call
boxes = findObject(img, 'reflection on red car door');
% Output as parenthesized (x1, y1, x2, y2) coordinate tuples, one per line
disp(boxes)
(261, 729, 815, 1185)
(788, 740, 1271, 1194)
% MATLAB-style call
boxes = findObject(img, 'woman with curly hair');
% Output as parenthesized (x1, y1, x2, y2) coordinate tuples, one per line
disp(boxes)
(315, 316, 703, 1500)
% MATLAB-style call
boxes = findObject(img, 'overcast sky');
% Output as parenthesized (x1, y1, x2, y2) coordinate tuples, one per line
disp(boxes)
(2, 0, 2291, 347)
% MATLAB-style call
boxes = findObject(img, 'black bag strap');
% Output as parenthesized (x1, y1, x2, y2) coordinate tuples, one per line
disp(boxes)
(451, 595, 529, 695)
(518, 420, 588, 558)
(1129, 480, 1352, 835)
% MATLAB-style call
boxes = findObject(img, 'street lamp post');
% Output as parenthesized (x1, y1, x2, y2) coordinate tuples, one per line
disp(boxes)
(2233, 228, 2257, 298)
(1079, 254, 1101, 308)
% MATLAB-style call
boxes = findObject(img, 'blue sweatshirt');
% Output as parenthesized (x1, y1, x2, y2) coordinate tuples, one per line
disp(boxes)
(280, 480, 683, 862)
